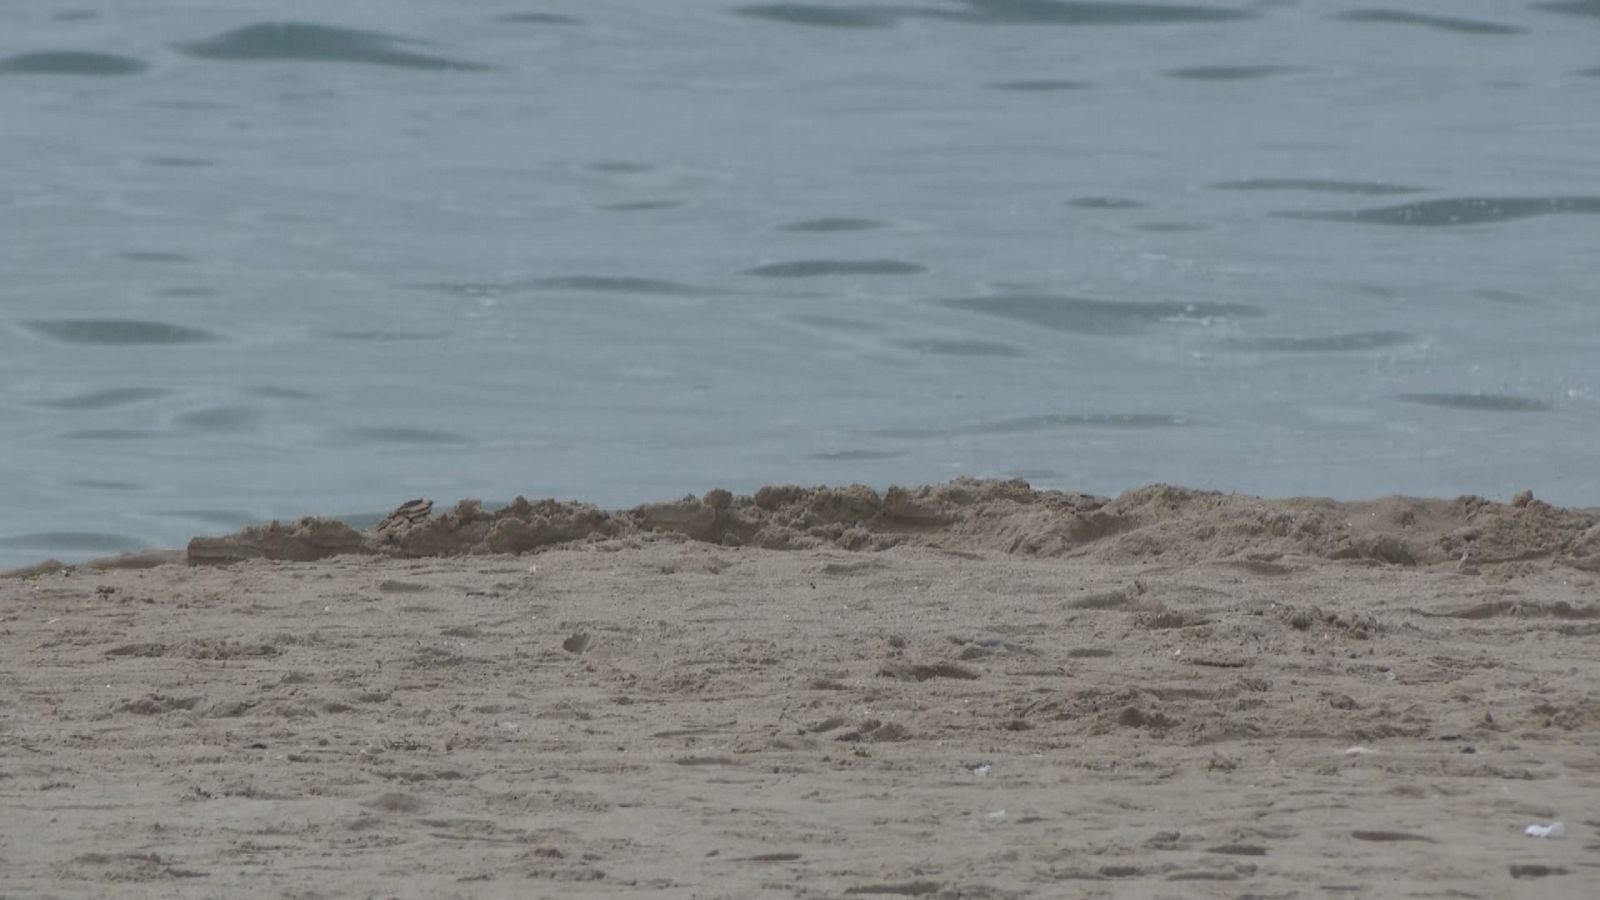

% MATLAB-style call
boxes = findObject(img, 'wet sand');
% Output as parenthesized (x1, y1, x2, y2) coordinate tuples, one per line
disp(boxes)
(3, 480, 1598, 897)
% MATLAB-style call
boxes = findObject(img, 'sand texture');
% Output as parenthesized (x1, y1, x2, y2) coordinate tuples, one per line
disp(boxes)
(3, 480, 1599, 897)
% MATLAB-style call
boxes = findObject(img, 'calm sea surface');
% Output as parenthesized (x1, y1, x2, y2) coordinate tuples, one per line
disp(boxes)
(3, 1, 1599, 565)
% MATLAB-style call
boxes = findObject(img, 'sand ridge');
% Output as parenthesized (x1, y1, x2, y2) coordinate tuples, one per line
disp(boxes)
(180, 478, 1600, 571)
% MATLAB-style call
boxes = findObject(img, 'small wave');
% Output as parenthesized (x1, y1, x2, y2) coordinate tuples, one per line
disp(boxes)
(1397, 392, 1550, 412)
(888, 338, 1027, 358)
(1164, 65, 1301, 81)
(872, 413, 1189, 439)
(745, 259, 925, 277)
(943, 294, 1263, 335)
(494, 12, 583, 25)
(417, 275, 703, 296)
(1331, 9, 1522, 35)
(1282, 196, 1600, 227)
(937, 1, 1256, 25)
(35, 387, 168, 410)
(335, 426, 473, 445)
(119, 251, 192, 263)
(599, 200, 683, 212)
(987, 79, 1093, 91)
(23, 319, 220, 345)
(1228, 331, 1414, 353)
(778, 217, 887, 232)
(809, 449, 904, 461)
(173, 406, 261, 432)
(0, 51, 148, 76)
(731, 1, 1254, 29)
(1068, 196, 1145, 209)
(730, 4, 902, 28)
(178, 23, 490, 71)
(1212, 178, 1420, 196)
(1532, 1, 1600, 19)
(0, 531, 148, 552)
(789, 314, 887, 333)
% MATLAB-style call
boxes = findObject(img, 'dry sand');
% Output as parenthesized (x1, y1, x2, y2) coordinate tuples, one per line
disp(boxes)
(3, 479, 1599, 898)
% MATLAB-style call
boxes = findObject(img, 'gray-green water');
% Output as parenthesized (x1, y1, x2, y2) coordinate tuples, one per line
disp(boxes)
(3, 1, 1598, 565)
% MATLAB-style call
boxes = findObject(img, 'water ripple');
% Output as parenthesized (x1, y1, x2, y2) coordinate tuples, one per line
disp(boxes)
(745, 259, 925, 277)
(494, 12, 584, 25)
(1331, 9, 1523, 35)
(178, 23, 490, 71)
(1069, 196, 1145, 209)
(23, 319, 220, 345)
(942, 293, 1263, 335)
(985, 78, 1100, 91)
(146, 157, 216, 168)
(246, 386, 317, 400)
(600, 200, 683, 211)
(417, 275, 704, 296)
(1397, 392, 1550, 412)
(872, 412, 1188, 439)
(0, 531, 147, 552)
(731, 4, 903, 27)
(731, 1, 1255, 28)
(888, 338, 1027, 357)
(809, 449, 904, 461)
(1228, 331, 1415, 353)
(119, 251, 192, 263)
(35, 387, 168, 410)
(59, 429, 165, 441)
(1533, 1, 1600, 18)
(0, 51, 149, 76)
(1212, 178, 1421, 196)
(778, 217, 888, 232)
(174, 406, 260, 432)
(1282, 196, 1600, 227)
(987, 79, 1093, 91)
(1165, 65, 1301, 81)
(938, 1, 1255, 24)
(317, 329, 448, 342)
(335, 426, 473, 445)
(789, 314, 888, 332)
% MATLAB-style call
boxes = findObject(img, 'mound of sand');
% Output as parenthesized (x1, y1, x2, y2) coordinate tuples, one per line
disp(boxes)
(183, 478, 1600, 570)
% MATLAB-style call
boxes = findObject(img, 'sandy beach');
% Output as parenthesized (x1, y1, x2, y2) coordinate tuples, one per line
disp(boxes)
(4, 479, 1599, 898)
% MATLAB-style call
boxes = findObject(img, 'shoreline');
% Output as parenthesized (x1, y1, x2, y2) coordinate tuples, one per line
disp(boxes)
(9, 478, 1600, 578)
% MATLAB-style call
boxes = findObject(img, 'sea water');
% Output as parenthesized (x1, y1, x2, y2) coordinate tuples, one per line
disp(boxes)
(2, 0, 1598, 565)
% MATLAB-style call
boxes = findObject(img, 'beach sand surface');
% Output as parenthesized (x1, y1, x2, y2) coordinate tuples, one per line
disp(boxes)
(3, 480, 1599, 897)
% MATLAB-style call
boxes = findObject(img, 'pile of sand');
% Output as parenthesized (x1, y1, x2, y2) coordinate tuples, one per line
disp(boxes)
(184, 478, 1600, 570)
